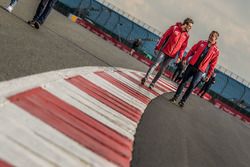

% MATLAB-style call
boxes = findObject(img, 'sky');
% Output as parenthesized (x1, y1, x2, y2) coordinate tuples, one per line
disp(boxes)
(102, 0, 250, 82)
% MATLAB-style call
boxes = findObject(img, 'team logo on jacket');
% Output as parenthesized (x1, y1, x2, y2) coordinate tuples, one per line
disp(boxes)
(200, 44, 204, 47)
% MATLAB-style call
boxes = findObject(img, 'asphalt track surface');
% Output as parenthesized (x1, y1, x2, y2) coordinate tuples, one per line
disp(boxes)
(131, 93, 250, 167)
(1, 1, 250, 166)
(0, 1, 148, 81)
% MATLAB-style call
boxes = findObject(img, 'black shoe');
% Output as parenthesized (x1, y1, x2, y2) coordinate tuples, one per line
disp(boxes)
(178, 101, 185, 107)
(141, 77, 146, 85)
(34, 21, 40, 29)
(169, 96, 177, 103)
(27, 20, 35, 27)
(149, 83, 155, 89)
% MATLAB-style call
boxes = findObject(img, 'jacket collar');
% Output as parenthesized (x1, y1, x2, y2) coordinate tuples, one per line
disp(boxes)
(204, 40, 217, 49)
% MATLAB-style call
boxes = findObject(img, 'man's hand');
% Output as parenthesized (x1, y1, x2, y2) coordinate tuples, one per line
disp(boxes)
(176, 58, 181, 63)
(205, 76, 210, 82)
(154, 49, 159, 55)
(182, 60, 187, 66)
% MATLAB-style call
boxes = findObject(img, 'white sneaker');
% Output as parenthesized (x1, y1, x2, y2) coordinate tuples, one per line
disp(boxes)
(5, 6, 13, 12)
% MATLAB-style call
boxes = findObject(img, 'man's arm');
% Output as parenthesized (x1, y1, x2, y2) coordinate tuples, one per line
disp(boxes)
(212, 77, 216, 84)
(178, 36, 189, 61)
(155, 25, 175, 51)
(183, 41, 201, 64)
(205, 51, 219, 80)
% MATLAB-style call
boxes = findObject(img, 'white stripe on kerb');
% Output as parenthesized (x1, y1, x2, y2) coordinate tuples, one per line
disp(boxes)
(0, 135, 55, 167)
(126, 71, 166, 94)
(122, 71, 165, 95)
(43, 80, 136, 140)
(0, 103, 118, 167)
(134, 72, 176, 92)
(107, 71, 156, 99)
(0, 118, 89, 167)
(158, 78, 177, 91)
(82, 73, 147, 111)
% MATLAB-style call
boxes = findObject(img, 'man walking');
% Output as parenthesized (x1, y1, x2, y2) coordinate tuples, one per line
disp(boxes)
(27, 0, 58, 29)
(130, 38, 142, 55)
(172, 59, 186, 82)
(170, 31, 220, 107)
(194, 73, 206, 89)
(197, 73, 216, 98)
(5, 0, 18, 12)
(141, 18, 193, 88)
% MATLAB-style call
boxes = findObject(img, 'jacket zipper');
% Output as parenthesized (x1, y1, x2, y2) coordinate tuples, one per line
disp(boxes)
(199, 45, 213, 69)
(170, 32, 183, 55)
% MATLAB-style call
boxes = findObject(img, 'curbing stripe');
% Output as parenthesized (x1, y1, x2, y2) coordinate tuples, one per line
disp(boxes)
(81, 73, 147, 110)
(130, 71, 175, 93)
(9, 87, 130, 167)
(122, 71, 165, 95)
(0, 117, 90, 167)
(0, 67, 185, 167)
(43, 80, 136, 139)
(95, 71, 151, 104)
(0, 103, 117, 167)
(67, 76, 142, 123)
(0, 160, 13, 167)
(109, 71, 158, 98)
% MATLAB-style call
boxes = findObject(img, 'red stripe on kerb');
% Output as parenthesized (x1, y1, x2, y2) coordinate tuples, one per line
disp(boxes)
(8, 87, 131, 167)
(130, 71, 168, 92)
(0, 160, 13, 167)
(116, 71, 160, 96)
(94, 71, 150, 104)
(158, 77, 177, 90)
(156, 79, 176, 92)
(66, 76, 142, 123)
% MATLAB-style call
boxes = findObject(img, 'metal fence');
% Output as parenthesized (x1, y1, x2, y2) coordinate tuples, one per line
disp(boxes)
(54, 0, 250, 113)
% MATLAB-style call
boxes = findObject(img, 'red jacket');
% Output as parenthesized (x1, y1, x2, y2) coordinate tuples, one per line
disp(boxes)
(184, 40, 219, 78)
(155, 22, 189, 59)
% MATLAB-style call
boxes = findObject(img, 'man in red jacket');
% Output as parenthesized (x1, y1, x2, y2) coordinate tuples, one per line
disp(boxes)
(141, 18, 194, 88)
(170, 31, 220, 107)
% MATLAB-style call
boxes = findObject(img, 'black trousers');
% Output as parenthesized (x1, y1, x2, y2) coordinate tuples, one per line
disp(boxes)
(174, 65, 203, 102)
(172, 68, 182, 81)
(198, 84, 212, 97)
(33, 0, 58, 24)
